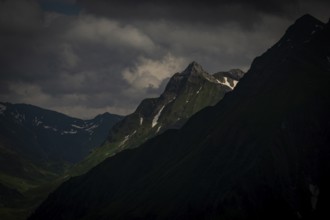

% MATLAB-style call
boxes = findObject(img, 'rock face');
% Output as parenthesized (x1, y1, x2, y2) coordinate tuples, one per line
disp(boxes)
(71, 62, 244, 175)
(30, 14, 330, 220)
(108, 61, 243, 143)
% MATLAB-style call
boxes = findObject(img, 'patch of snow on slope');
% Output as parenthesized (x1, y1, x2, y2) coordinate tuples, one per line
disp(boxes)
(119, 130, 137, 146)
(196, 87, 202, 94)
(152, 105, 165, 128)
(122, 135, 129, 144)
(71, 124, 85, 129)
(12, 112, 25, 123)
(170, 97, 176, 102)
(222, 77, 238, 90)
(0, 103, 6, 114)
(61, 129, 77, 135)
(84, 124, 99, 135)
(156, 126, 162, 133)
(140, 117, 143, 125)
(33, 117, 43, 126)
(43, 125, 58, 131)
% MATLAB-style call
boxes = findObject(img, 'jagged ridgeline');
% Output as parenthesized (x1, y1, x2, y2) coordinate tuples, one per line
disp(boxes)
(71, 62, 244, 175)
(30, 14, 330, 220)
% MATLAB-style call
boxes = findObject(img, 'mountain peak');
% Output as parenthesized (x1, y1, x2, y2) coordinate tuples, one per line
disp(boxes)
(279, 14, 325, 44)
(296, 14, 320, 24)
(182, 61, 205, 76)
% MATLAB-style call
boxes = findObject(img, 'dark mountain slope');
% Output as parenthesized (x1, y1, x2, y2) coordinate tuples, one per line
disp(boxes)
(30, 14, 330, 220)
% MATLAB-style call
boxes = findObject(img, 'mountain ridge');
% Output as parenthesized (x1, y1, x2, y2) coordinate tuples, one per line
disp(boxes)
(70, 62, 244, 176)
(0, 102, 123, 219)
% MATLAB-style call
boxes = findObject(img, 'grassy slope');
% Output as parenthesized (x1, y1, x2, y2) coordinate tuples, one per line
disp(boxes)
(69, 75, 231, 177)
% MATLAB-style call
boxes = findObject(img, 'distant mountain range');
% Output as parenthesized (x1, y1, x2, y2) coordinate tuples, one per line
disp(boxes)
(70, 62, 244, 176)
(0, 103, 122, 219)
(29, 14, 330, 220)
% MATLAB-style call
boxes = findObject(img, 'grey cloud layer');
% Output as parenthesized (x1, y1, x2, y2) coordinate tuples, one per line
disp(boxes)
(0, 0, 329, 118)
(77, 0, 330, 25)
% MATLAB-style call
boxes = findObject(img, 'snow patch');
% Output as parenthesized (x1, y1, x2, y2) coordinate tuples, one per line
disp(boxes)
(43, 125, 58, 132)
(12, 112, 25, 123)
(169, 96, 176, 103)
(156, 126, 162, 133)
(222, 77, 238, 90)
(33, 117, 43, 126)
(85, 124, 99, 134)
(0, 103, 6, 114)
(233, 80, 238, 87)
(120, 130, 137, 147)
(196, 87, 202, 94)
(61, 129, 77, 135)
(215, 77, 238, 89)
(120, 135, 130, 147)
(71, 124, 85, 129)
(152, 105, 165, 128)
(140, 117, 143, 125)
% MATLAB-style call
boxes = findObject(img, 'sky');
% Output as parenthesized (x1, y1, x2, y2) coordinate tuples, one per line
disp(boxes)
(0, 0, 329, 118)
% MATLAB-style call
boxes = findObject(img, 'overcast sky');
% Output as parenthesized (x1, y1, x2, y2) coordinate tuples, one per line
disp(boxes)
(0, 0, 329, 118)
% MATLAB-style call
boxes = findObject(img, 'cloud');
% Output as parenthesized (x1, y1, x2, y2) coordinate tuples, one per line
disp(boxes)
(66, 15, 155, 52)
(61, 43, 80, 68)
(122, 54, 186, 89)
(0, 0, 329, 118)
(0, 0, 42, 33)
(2, 82, 50, 104)
(76, 0, 302, 26)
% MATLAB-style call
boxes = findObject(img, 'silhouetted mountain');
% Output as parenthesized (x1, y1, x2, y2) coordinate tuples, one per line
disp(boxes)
(71, 62, 244, 175)
(30, 14, 330, 220)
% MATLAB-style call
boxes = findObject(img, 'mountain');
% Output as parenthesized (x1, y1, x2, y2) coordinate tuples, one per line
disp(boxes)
(0, 103, 122, 219)
(70, 62, 244, 175)
(30, 14, 330, 220)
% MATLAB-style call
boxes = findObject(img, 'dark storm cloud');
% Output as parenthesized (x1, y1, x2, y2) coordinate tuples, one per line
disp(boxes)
(0, 0, 43, 33)
(0, 0, 329, 118)
(77, 0, 330, 27)
(77, 0, 299, 25)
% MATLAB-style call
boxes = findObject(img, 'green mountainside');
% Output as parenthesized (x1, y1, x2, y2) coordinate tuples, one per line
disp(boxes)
(71, 62, 244, 175)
